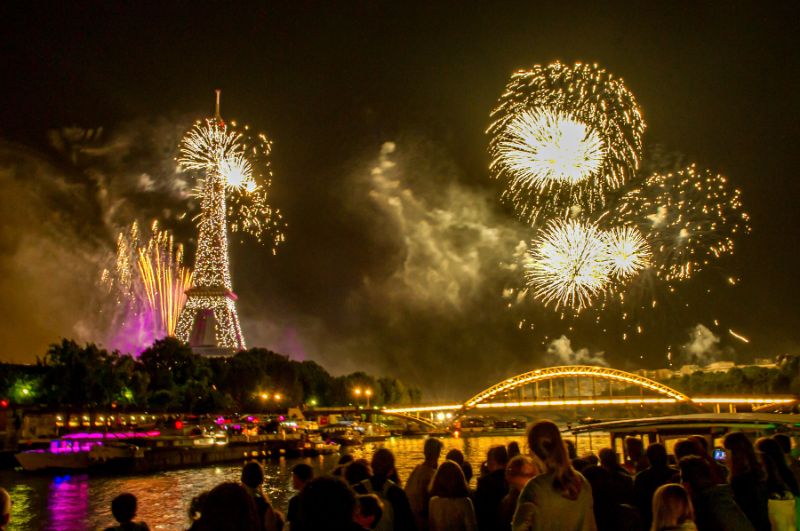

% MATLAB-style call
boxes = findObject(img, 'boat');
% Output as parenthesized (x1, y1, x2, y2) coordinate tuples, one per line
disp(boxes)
(567, 412, 800, 459)
(16, 432, 149, 471)
(321, 424, 363, 446)
(354, 422, 391, 442)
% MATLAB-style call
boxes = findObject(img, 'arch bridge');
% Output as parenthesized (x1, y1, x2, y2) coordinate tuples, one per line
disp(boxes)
(463, 365, 690, 410)
(383, 366, 797, 417)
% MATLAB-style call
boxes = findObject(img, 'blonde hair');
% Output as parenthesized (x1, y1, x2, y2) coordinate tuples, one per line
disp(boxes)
(651, 483, 694, 531)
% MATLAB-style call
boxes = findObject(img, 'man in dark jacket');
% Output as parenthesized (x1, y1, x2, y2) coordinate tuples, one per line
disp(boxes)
(474, 445, 509, 531)
(634, 443, 678, 528)
(369, 448, 417, 531)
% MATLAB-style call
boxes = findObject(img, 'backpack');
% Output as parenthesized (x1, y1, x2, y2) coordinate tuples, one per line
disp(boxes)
(359, 478, 396, 531)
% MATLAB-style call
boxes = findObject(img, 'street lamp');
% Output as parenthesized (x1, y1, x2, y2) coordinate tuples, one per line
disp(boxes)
(365, 388, 372, 409)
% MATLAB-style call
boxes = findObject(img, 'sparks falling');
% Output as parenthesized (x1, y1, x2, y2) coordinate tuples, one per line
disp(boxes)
(488, 61, 645, 223)
(613, 164, 750, 281)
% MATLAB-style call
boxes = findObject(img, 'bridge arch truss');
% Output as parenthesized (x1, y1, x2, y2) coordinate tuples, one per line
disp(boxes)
(463, 365, 691, 409)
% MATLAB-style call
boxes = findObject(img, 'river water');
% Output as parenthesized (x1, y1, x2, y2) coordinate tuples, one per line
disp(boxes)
(0, 432, 607, 530)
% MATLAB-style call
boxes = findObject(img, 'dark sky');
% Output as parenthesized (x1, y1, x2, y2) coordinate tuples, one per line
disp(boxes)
(1, 2, 798, 400)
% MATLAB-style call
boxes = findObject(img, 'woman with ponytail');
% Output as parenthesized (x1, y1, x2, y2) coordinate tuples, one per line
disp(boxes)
(512, 420, 597, 531)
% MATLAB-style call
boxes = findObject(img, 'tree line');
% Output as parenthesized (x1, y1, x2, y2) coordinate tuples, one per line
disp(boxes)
(657, 355, 800, 397)
(0, 337, 422, 413)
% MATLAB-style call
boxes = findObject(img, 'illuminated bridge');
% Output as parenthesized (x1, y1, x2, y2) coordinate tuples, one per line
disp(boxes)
(383, 365, 798, 417)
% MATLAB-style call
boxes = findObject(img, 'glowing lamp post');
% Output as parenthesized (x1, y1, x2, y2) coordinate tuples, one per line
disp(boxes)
(354, 387, 362, 408)
(365, 388, 372, 409)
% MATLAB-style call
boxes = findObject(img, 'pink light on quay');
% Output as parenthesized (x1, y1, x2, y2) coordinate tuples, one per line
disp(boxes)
(61, 430, 160, 440)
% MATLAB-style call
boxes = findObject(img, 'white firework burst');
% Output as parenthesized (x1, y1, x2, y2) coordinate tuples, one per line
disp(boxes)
(526, 219, 612, 311)
(603, 225, 651, 279)
(499, 109, 606, 187)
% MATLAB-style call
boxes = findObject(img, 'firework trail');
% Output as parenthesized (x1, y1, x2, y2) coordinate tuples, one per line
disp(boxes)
(101, 221, 193, 349)
(610, 164, 750, 281)
(136, 222, 194, 336)
(488, 61, 645, 224)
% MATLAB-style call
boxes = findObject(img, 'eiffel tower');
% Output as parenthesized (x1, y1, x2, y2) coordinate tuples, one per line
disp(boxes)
(175, 91, 246, 355)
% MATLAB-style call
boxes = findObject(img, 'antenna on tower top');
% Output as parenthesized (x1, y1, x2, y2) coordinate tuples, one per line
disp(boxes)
(214, 89, 222, 119)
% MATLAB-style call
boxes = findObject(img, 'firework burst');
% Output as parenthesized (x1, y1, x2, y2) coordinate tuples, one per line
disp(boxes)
(612, 164, 750, 281)
(101, 221, 193, 347)
(603, 225, 651, 280)
(525, 219, 612, 311)
(179, 119, 285, 250)
(488, 61, 645, 223)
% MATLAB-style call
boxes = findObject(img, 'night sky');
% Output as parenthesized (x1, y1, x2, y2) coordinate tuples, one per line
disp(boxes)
(1, 2, 798, 400)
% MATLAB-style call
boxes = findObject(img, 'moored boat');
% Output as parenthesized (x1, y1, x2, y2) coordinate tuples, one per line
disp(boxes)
(16, 433, 149, 471)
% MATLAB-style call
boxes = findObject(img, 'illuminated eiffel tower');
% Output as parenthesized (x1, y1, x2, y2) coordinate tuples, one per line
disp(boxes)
(175, 91, 245, 355)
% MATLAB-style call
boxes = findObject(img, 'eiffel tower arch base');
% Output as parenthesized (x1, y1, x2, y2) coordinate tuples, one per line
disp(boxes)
(175, 287, 245, 357)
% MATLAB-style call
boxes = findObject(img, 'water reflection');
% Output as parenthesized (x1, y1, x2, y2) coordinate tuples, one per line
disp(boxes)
(0, 432, 607, 530)
(48, 475, 89, 530)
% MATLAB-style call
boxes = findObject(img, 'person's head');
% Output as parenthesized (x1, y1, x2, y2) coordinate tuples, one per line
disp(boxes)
(679, 456, 714, 494)
(626, 437, 646, 460)
(757, 436, 798, 495)
(688, 435, 709, 454)
(508, 441, 522, 459)
(773, 434, 793, 455)
(487, 445, 509, 472)
(355, 494, 383, 530)
(298, 476, 356, 531)
(651, 483, 694, 531)
(445, 448, 465, 465)
(724, 432, 762, 478)
(674, 439, 702, 461)
(757, 437, 788, 470)
(345, 459, 372, 486)
(598, 448, 620, 471)
(241, 460, 265, 489)
(646, 443, 668, 469)
(423, 437, 444, 463)
(292, 463, 314, 491)
(111, 493, 138, 524)
(564, 439, 577, 460)
(429, 460, 470, 498)
(527, 420, 581, 500)
(371, 448, 395, 480)
(195, 482, 260, 531)
(505, 455, 538, 491)
(0, 488, 8, 529)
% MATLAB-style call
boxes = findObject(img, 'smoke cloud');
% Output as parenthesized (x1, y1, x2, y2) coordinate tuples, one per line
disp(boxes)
(545, 335, 608, 366)
(681, 323, 724, 366)
(0, 117, 193, 360)
(245, 139, 534, 398)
